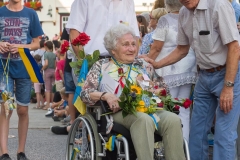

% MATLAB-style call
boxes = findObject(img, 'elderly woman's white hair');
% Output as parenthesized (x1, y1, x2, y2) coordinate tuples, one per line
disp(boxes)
(104, 24, 136, 55)
(164, 0, 183, 13)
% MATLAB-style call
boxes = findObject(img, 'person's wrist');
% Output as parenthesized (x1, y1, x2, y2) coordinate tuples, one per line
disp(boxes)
(100, 92, 107, 101)
(224, 80, 234, 87)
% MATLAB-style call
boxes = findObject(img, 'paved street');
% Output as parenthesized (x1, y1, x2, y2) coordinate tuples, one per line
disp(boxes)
(6, 103, 215, 160)
(8, 103, 67, 160)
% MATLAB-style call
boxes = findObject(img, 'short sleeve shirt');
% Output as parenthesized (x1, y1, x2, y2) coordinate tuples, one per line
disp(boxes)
(44, 52, 56, 69)
(66, 0, 140, 56)
(0, 6, 43, 78)
(55, 59, 65, 81)
(177, 0, 239, 69)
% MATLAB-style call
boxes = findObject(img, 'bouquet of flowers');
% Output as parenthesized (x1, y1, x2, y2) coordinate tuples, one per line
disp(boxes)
(118, 79, 192, 117)
(60, 32, 100, 75)
(118, 79, 162, 118)
(157, 90, 192, 114)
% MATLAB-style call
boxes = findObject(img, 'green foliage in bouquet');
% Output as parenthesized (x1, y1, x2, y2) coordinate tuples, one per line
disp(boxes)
(60, 32, 100, 75)
(118, 79, 160, 118)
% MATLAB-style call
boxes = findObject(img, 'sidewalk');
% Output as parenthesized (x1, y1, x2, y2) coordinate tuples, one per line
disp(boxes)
(7, 103, 67, 160)
(10, 103, 62, 129)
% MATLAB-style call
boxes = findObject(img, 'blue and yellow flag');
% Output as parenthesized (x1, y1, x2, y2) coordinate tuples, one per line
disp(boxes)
(73, 59, 88, 115)
(18, 48, 44, 83)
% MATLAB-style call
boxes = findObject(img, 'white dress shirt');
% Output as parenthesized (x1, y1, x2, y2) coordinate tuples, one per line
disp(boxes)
(66, 0, 139, 56)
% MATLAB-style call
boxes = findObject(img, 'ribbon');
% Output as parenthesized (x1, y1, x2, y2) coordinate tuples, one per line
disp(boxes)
(114, 76, 125, 94)
(149, 113, 159, 130)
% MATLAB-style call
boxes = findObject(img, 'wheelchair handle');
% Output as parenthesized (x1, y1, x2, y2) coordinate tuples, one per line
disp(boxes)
(99, 100, 112, 114)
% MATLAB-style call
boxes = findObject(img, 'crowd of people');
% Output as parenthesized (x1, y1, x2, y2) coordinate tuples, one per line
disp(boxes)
(1, 0, 240, 160)
(29, 35, 72, 128)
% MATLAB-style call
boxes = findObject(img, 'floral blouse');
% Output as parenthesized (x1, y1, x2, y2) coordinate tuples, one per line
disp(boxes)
(138, 31, 154, 55)
(80, 58, 169, 105)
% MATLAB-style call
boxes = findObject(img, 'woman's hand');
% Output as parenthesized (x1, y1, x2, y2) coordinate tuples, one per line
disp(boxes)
(103, 93, 121, 113)
(0, 42, 11, 53)
(148, 88, 165, 95)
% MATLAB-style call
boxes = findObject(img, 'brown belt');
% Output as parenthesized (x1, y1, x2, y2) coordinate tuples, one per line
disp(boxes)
(198, 64, 226, 73)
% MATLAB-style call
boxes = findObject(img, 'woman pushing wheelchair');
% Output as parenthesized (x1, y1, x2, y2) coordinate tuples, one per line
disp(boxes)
(80, 24, 185, 160)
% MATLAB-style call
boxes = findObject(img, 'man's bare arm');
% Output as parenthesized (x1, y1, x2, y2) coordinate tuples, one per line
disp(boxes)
(220, 40, 239, 113)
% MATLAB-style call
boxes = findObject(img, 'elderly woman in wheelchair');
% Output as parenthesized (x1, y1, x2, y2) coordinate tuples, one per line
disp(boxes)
(66, 24, 189, 160)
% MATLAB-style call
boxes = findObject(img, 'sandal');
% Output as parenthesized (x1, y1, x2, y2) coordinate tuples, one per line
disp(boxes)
(40, 105, 45, 109)
(33, 106, 41, 109)
(42, 106, 49, 110)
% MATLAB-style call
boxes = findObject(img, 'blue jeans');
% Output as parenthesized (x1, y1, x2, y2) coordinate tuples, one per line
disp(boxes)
(189, 66, 240, 160)
(64, 71, 76, 94)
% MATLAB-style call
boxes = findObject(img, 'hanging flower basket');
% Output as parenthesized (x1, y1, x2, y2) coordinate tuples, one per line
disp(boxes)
(0, 1, 42, 11)
(24, 1, 42, 11)
(0, 2, 9, 7)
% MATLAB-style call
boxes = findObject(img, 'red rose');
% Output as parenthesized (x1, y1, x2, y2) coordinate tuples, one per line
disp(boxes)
(183, 99, 192, 109)
(157, 102, 163, 108)
(174, 98, 179, 100)
(71, 32, 91, 46)
(118, 68, 124, 75)
(154, 85, 159, 89)
(60, 40, 69, 54)
(160, 89, 167, 96)
(174, 105, 180, 110)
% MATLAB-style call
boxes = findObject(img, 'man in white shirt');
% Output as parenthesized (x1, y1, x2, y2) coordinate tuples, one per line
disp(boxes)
(65, 0, 139, 125)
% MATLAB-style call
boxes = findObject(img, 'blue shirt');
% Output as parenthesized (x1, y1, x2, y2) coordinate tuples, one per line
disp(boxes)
(0, 6, 43, 78)
(232, 0, 240, 22)
(138, 32, 154, 55)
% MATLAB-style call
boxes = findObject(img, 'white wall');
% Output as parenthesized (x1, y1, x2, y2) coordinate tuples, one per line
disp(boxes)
(134, 0, 155, 12)
(36, 0, 74, 39)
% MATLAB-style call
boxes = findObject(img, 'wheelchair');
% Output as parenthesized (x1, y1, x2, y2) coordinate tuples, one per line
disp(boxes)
(66, 101, 190, 160)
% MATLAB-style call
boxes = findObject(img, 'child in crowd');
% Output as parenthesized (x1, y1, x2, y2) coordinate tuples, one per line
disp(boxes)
(42, 41, 56, 110)
(52, 87, 69, 121)
(55, 49, 65, 92)
(33, 54, 44, 109)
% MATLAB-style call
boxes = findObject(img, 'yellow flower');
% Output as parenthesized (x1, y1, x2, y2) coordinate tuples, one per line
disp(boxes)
(136, 107, 146, 113)
(130, 85, 142, 95)
(138, 100, 145, 108)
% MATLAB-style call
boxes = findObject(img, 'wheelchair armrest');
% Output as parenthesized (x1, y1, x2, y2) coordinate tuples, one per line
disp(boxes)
(96, 100, 112, 114)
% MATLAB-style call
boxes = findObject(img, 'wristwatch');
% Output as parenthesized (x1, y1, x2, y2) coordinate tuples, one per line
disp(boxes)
(224, 81, 234, 87)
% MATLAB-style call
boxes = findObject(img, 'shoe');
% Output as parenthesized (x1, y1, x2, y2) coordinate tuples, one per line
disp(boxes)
(0, 154, 11, 160)
(52, 115, 62, 121)
(51, 126, 68, 135)
(17, 152, 29, 160)
(61, 115, 70, 125)
(45, 108, 53, 117)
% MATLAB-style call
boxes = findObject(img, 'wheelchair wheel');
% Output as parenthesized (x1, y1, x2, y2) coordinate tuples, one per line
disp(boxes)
(66, 114, 102, 160)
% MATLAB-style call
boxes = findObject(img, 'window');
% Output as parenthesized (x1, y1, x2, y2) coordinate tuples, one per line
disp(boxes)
(61, 15, 69, 31)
